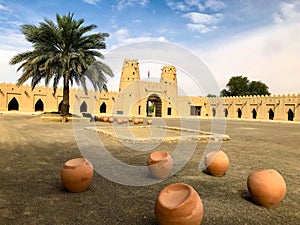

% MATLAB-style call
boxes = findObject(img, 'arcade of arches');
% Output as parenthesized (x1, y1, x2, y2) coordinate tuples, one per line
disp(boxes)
(0, 58, 300, 122)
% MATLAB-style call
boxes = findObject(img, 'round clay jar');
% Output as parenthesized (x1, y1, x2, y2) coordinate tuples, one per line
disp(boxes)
(133, 118, 140, 125)
(128, 117, 133, 122)
(61, 158, 94, 193)
(139, 118, 144, 124)
(108, 117, 114, 123)
(117, 118, 123, 124)
(103, 117, 108, 122)
(147, 119, 152, 125)
(204, 150, 229, 176)
(247, 169, 286, 208)
(147, 151, 173, 180)
(155, 183, 204, 225)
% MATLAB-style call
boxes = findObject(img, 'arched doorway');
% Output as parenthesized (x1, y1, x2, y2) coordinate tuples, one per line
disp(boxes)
(269, 108, 274, 120)
(288, 109, 294, 121)
(147, 94, 162, 117)
(100, 102, 106, 113)
(80, 101, 87, 113)
(58, 101, 63, 113)
(252, 109, 257, 119)
(35, 99, 44, 111)
(224, 108, 228, 117)
(212, 107, 216, 117)
(237, 108, 242, 118)
(8, 97, 19, 111)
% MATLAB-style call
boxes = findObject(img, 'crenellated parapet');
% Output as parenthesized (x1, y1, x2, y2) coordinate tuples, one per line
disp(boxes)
(1, 57, 300, 121)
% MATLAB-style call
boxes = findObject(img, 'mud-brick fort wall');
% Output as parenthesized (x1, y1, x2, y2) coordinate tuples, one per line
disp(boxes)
(206, 94, 300, 121)
(0, 82, 118, 115)
(1, 57, 300, 122)
(0, 82, 66, 112)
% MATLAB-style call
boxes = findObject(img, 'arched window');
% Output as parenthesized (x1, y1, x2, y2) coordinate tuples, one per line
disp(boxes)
(80, 101, 87, 113)
(100, 102, 106, 113)
(269, 109, 274, 120)
(252, 109, 257, 119)
(35, 99, 44, 111)
(224, 108, 228, 117)
(212, 107, 216, 117)
(288, 109, 294, 121)
(8, 97, 19, 111)
(237, 108, 242, 118)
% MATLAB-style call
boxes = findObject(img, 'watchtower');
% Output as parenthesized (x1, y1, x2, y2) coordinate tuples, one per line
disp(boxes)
(119, 59, 140, 92)
(160, 65, 177, 86)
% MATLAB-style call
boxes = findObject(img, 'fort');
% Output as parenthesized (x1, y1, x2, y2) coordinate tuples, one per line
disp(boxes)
(1, 58, 299, 122)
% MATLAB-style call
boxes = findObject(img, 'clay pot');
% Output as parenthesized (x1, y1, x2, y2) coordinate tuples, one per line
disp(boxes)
(204, 150, 229, 176)
(117, 118, 123, 124)
(147, 119, 152, 125)
(147, 151, 173, 179)
(139, 118, 144, 124)
(123, 118, 128, 123)
(103, 117, 108, 122)
(133, 118, 140, 125)
(60, 158, 94, 193)
(155, 183, 204, 225)
(128, 117, 133, 122)
(108, 117, 114, 123)
(247, 169, 286, 208)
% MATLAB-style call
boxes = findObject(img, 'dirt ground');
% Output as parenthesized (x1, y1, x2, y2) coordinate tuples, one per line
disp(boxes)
(0, 113, 299, 225)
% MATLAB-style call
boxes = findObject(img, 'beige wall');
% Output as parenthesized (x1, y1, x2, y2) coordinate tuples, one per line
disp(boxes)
(1, 62, 300, 123)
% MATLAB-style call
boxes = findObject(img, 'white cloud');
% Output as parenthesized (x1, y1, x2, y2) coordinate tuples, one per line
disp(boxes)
(0, 4, 9, 11)
(186, 23, 215, 33)
(114, 28, 129, 42)
(273, 1, 300, 24)
(82, 0, 99, 5)
(0, 28, 30, 51)
(115, 0, 149, 11)
(197, 23, 300, 95)
(183, 12, 222, 33)
(166, 0, 204, 12)
(166, 0, 192, 12)
(185, 0, 205, 11)
(204, 0, 225, 11)
(183, 12, 222, 24)
(112, 28, 167, 49)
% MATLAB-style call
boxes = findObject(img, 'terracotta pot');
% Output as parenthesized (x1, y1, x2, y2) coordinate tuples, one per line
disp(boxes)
(117, 118, 123, 124)
(139, 118, 144, 124)
(204, 150, 229, 176)
(147, 151, 173, 179)
(103, 117, 108, 122)
(133, 118, 140, 125)
(128, 117, 133, 122)
(60, 158, 94, 193)
(155, 183, 204, 225)
(108, 117, 114, 123)
(147, 119, 152, 125)
(247, 169, 286, 208)
(123, 118, 128, 123)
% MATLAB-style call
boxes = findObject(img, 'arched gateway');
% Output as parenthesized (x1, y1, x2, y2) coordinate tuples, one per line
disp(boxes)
(147, 94, 162, 117)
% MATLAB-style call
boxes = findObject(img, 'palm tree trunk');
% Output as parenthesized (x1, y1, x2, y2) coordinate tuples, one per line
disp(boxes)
(61, 76, 70, 117)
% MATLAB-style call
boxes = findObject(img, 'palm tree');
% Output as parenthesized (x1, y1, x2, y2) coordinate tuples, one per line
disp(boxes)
(10, 13, 113, 116)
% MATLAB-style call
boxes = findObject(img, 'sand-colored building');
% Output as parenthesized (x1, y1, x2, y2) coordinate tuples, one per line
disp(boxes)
(1, 58, 299, 121)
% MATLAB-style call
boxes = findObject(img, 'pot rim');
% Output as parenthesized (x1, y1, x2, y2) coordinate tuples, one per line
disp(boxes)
(157, 183, 194, 210)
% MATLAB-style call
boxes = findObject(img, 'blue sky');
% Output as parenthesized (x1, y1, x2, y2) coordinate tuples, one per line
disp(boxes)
(1, 0, 300, 95)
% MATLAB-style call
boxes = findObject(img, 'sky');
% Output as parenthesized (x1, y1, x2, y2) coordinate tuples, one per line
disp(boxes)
(0, 0, 300, 96)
